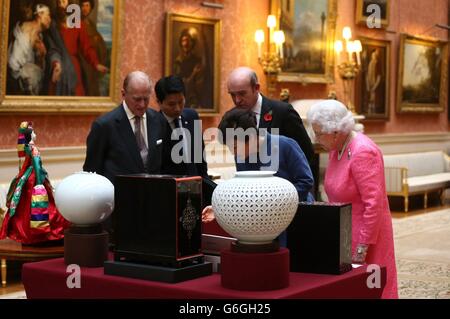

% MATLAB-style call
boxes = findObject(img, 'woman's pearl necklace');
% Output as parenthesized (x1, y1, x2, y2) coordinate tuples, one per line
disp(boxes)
(337, 131, 355, 161)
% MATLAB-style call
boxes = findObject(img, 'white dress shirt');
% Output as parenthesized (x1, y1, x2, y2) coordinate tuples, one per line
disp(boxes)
(162, 113, 179, 130)
(162, 112, 189, 162)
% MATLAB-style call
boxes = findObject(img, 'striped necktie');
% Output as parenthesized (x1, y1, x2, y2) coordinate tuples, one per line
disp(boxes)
(134, 116, 148, 168)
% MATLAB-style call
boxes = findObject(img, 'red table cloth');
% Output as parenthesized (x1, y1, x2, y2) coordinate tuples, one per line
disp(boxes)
(22, 257, 386, 299)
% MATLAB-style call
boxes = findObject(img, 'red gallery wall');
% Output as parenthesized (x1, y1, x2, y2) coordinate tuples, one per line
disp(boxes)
(0, 0, 447, 149)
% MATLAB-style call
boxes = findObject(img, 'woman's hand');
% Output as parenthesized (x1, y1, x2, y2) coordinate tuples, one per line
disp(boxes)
(352, 243, 369, 264)
(96, 64, 109, 73)
(201, 205, 215, 223)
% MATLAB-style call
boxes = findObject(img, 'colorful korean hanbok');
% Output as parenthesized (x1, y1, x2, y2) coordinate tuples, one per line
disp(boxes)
(0, 122, 69, 244)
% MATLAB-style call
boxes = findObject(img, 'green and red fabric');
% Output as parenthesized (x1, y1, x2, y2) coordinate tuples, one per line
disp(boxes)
(17, 132, 26, 158)
(0, 144, 69, 244)
(30, 185, 50, 230)
(17, 122, 30, 158)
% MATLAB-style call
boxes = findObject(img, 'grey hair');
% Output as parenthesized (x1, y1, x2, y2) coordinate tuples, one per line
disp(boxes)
(249, 70, 258, 87)
(123, 71, 152, 92)
(307, 99, 355, 134)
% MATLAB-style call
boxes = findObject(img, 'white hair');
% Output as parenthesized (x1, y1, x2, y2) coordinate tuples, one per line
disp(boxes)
(123, 71, 152, 92)
(34, 4, 50, 16)
(307, 99, 355, 134)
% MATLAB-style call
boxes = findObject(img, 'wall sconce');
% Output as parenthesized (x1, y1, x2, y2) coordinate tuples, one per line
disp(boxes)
(255, 15, 285, 97)
(334, 26, 362, 114)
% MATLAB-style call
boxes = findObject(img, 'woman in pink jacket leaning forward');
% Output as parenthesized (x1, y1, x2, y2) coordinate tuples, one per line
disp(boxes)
(307, 99, 398, 299)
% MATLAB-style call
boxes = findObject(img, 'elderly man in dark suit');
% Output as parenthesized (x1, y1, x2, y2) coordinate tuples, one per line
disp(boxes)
(225, 67, 314, 166)
(83, 71, 166, 182)
(83, 71, 166, 239)
(155, 75, 208, 177)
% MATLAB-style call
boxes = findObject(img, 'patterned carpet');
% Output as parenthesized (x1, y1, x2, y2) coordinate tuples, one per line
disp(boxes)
(393, 208, 450, 299)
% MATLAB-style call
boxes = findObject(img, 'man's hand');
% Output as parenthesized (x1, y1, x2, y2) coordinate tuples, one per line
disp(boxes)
(52, 62, 62, 83)
(202, 205, 215, 223)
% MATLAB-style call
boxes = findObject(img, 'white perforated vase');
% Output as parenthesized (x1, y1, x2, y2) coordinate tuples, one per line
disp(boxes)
(212, 171, 299, 244)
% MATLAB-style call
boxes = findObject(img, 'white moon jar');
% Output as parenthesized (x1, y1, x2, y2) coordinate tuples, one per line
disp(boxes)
(55, 172, 114, 226)
(211, 171, 299, 244)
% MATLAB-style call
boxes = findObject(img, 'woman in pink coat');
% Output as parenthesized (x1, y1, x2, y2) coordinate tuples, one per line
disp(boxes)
(307, 100, 398, 299)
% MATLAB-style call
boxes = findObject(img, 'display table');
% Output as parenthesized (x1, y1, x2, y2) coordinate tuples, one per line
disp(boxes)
(0, 239, 64, 287)
(22, 257, 386, 299)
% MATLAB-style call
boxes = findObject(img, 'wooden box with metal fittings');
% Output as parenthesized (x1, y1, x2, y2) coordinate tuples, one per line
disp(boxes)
(104, 174, 212, 283)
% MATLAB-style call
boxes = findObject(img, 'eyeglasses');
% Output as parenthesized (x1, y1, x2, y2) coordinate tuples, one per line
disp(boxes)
(313, 131, 326, 138)
(313, 131, 336, 139)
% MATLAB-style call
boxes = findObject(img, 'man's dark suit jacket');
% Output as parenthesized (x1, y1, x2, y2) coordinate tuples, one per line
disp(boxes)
(160, 108, 208, 177)
(224, 95, 314, 166)
(259, 95, 314, 165)
(83, 104, 166, 184)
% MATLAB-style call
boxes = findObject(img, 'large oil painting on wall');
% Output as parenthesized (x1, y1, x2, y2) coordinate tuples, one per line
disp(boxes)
(397, 34, 448, 113)
(0, 0, 122, 113)
(270, 0, 337, 83)
(355, 37, 390, 119)
(165, 13, 221, 116)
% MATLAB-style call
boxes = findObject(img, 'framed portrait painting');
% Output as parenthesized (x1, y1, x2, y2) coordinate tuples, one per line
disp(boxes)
(355, 37, 390, 119)
(165, 13, 221, 116)
(270, 0, 337, 84)
(0, 0, 123, 113)
(397, 34, 448, 113)
(355, 0, 389, 29)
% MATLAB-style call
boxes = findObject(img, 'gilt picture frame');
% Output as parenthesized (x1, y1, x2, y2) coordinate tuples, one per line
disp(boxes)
(0, 0, 123, 113)
(270, 0, 337, 84)
(355, 0, 389, 29)
(165, 13, 221, 116)
(397, 34, 448, 113)
(355, 37, 390, 119)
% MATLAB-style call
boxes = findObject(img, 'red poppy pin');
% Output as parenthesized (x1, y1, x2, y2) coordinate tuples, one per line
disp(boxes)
(263, 111, 273, 122)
